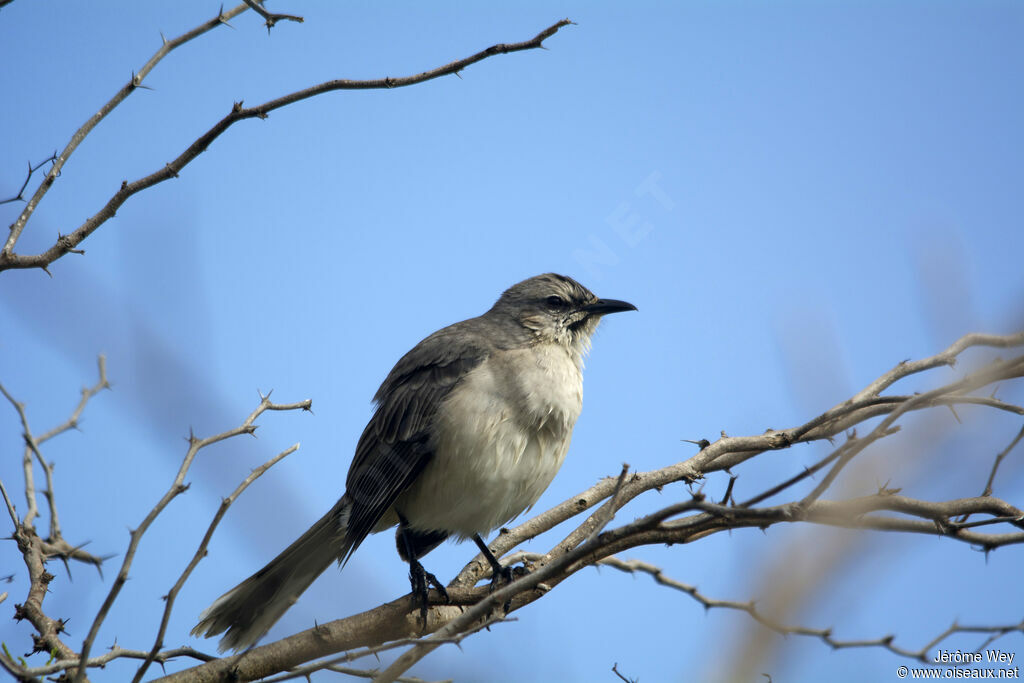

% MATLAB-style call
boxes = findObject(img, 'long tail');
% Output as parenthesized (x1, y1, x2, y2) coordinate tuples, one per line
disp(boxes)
(192, 497, 353, 652)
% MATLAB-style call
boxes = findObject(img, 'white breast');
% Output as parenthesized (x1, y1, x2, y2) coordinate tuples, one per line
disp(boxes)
(394, 343, 583, 538)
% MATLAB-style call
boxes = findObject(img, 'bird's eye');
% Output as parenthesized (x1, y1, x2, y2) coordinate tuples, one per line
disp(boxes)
(545, 295, 567, 309)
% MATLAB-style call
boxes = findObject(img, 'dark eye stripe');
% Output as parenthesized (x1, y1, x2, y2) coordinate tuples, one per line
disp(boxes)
(545, 295, 568, 309)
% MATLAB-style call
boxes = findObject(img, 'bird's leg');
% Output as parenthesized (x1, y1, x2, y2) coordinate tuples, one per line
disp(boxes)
(473, 534, 528, 613)
(406, 555, 448, 627)
(472, 533, 515, 584)
(396, 516, 449, 627)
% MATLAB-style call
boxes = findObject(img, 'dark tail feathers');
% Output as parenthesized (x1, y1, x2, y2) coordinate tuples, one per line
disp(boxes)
(192, 498, 352, 652)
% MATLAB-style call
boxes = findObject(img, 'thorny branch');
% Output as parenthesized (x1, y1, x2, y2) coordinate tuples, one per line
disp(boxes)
(597, 556, 1024, 662)
(175, 330, 1021, 683)
(0, 356, 111, 681)
(241, 0, 303, 32)
(0, 10, 572, 274)
(72, 392, 312, 683)
(1, 2, 253, 273)
(373, 465, 632, 683)
(0, 352, 312, 683)
(5, 326, 1022, 682)
(0, 153, 58, 206)
(132, 442, 301, 682)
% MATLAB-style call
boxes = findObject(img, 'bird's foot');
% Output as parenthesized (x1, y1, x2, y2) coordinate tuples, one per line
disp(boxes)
(472, 534, 528, 613)
(408, 557, 449, 628)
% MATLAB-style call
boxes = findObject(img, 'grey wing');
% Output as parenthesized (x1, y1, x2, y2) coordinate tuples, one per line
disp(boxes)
(338, 326, 489, 563)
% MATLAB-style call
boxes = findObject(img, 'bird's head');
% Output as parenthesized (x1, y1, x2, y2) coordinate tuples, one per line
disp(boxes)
(491, 273, 637, 357)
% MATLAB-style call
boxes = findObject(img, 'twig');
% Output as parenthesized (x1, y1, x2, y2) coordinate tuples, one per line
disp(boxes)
(0, 18, 574, 273)
(612, 662, 637, 683)
(799, 355, 1024, 506)
(738, 429, 899, 509)
(132, 442, 301, 682)
(19, 645, 216, 678)
(1, 358, 112, 678)
(254, 620, 504, 683)
(598, 556, 1024, 663)
(0, 152, 58, 205)
(0, 477, 18, 527)
(981, 424, 1024, 499)
(119, 332, 1024, 682)
(1, 2, 253, 267)
(241, 0, 303, 32)
(72, 393, 312, 683)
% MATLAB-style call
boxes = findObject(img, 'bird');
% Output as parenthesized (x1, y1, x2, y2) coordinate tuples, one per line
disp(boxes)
(192, 273, 636, 652)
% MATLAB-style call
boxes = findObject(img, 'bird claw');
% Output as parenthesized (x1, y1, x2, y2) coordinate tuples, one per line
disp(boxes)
(487, 562, 528, 613)
(409, 558, 449, 628)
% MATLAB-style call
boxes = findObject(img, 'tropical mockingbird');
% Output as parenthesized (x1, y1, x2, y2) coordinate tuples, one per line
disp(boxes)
(192, 273, 636, 651)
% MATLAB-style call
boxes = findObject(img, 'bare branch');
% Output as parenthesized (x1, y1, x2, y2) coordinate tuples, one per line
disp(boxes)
(0, 18, 574, 274)
(133, 442, 301, 683)
(40, 331, 1024, 682)
(20, 645, 216, 678)
(0, 477, 18, 527)
(373, 464, 630, 683)
(982, 423, 1024, 499)
(1, 2, 253, 262)
(241, 0, 303, 32)
(597, 556, 1024, 663)
(72, 394, 312, 683)
(0, 152, 58, 205)
(254, 619, 505, 683)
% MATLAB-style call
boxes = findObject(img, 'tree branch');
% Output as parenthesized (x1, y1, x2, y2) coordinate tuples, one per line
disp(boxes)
(71, 392, 312, 683)
(1, 3, 254, 269)
(241, 0, 303, 32)
(132, 442, 301, 682)
(0, 17, 573, 274)
(597, 556, 1024, 663)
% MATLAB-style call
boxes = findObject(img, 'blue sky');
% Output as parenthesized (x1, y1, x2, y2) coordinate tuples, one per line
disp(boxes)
(1, 1, 1023, 681)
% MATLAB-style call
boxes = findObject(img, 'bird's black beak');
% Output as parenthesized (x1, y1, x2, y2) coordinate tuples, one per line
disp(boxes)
(580, 298, 638, 316)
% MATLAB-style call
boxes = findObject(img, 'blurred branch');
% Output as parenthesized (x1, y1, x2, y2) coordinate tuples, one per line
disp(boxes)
(18, 646, 216, 679)
(0, 16, 573, 274)
(597, 556, 1024, 663)
(254, 618, 507, 683)
(973, 423, 1024, 515)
